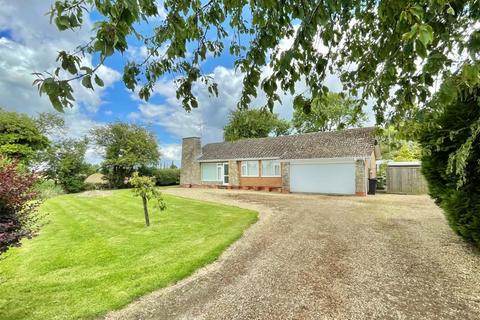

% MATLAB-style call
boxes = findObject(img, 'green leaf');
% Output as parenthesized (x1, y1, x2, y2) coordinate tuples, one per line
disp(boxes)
(409, 5, 424, 20)
(418, 24, 434, 48)
(82, 75, 93, 89)
(94, 74, 104, 87)
(468, 31, 480, 56)
(80, 66, 93, 74)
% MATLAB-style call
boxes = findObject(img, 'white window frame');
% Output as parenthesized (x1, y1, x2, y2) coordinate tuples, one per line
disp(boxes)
(201, 162, 222, 181)
(261, 160, 281, 177)
(241, 160, 259, 177)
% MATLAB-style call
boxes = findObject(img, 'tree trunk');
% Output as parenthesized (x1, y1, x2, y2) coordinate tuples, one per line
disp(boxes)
(142, 196, 150, 226)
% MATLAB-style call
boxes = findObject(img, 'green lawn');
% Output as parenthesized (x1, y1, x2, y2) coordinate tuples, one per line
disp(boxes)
(0, 189, 257, 320)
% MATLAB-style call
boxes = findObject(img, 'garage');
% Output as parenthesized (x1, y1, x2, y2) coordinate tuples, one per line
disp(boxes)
(289, 161, 356, 194)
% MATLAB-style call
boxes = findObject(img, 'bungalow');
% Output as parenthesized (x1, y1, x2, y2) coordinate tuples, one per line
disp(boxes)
(180, 127, 380, 196)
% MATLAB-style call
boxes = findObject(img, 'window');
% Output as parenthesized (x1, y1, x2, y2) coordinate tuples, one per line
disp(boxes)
(241, 161, 259, 177)
(201, 163, 220, 181)
(262, 160, 281, 177)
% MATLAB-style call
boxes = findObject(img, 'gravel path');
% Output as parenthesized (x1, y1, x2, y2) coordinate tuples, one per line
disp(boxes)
(104, 189, 480, 320)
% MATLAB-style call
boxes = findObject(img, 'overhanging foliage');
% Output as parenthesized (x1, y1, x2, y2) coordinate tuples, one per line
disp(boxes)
(34, 0, 479, 127)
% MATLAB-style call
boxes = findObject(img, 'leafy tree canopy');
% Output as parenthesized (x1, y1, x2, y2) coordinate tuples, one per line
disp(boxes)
(377, 125, 421, 160)
(392, 142, 422, 161)
(92, 123, 160, 188)
(0, 109, 49, 163)
(223, 108, 290, 142)
(292, 92, 366, 133)
(36, 0, 479, 128)
(44, 138, 90, 193)
(34, 112, 65, 135)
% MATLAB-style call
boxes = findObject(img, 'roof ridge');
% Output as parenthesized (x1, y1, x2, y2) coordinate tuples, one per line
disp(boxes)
(201, 126, 375, 147)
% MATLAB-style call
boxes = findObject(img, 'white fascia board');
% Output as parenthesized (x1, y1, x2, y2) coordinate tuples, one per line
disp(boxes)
(197, 157, 280, 162)
(283, 157, 360, 164)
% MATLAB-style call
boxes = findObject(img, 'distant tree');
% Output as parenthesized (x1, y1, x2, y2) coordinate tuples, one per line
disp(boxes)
(393, 142, 422, 162)
(44, 138, 90, 193)
(91, 123, 160, 188)
(130, 172, 166, 227)
(0, 156, 41, 255)
(84, 163, 100, 176)
(377, 126, 403, 160)
(224, 109, 290, 142)
(292, 93, 366, 133)
(169, 161, 177, 169)
(0, 109, 49, 163)
(34, 112, 65, 135)
(377, 126, 421, 160)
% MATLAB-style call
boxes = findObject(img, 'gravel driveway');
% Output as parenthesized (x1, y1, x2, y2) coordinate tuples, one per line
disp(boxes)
(104, 189, 480, 320)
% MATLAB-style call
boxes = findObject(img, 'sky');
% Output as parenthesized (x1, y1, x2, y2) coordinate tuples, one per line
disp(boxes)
(0, 1, 374, 166)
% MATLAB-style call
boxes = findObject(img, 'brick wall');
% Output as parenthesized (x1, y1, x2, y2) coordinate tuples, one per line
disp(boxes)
(236, 160, 284, 188)
(239, 176, 282, 187)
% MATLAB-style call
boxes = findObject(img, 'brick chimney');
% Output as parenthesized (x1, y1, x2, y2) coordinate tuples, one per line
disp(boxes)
(180, 137, 201, 186)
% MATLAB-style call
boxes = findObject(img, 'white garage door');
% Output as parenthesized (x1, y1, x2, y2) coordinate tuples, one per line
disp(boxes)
(290, 161, 356, 194)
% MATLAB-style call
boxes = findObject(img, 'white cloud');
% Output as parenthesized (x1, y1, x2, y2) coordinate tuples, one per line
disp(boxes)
(128, 66, 243, 143)
(127, 62, 356, 144)
(0, 1, 121, 113)
(0, 0, 121, 163)
(160, 144, 181, 161)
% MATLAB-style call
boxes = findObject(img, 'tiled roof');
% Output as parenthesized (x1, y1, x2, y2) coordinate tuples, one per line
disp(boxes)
(197, 127, 377, 161)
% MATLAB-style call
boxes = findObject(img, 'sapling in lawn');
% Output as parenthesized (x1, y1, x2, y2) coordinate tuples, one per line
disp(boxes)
(129, 172, 166, 226)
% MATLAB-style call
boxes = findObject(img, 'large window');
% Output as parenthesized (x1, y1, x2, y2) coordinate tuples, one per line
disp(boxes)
(241, 160, 259, 177)
(262, 160, 281, 177)
(201, 163, 221, 181)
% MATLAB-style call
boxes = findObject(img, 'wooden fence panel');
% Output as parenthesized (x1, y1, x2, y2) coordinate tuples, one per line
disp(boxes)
(386, 166, 428, 194)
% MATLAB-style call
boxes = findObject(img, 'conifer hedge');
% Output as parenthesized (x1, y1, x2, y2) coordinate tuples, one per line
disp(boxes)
(419, 85, 480, 247)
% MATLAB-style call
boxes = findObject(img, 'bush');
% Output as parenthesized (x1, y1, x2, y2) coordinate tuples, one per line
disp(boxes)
(60, 176, 86, 193)
(376, 162, 388, 190)
(419, 85, 480, 247)
(0, 157, 41, 254)
(35, 179, 65, 199)
(153, 168, 180, 186)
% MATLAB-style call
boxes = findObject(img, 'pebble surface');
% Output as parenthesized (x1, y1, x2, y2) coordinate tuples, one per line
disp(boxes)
(104, 189, 480, 320)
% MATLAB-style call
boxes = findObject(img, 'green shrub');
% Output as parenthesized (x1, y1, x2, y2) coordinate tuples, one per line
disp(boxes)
(419, 85, 480, 247)
(376, 163, 388, 190)
(153, 168, 180, 186)
(35, 179, 65, 199)
(61, 176, 86, 193)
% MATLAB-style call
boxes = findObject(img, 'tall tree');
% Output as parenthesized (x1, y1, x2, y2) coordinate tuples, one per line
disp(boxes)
(224, 109, 290, 142)
(34, 112, 65, 136)
(292, 92, 366, 133)
(91, 123, 160, 188)
(0, 109, 49, 163)
(44, 138, 90, 193)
